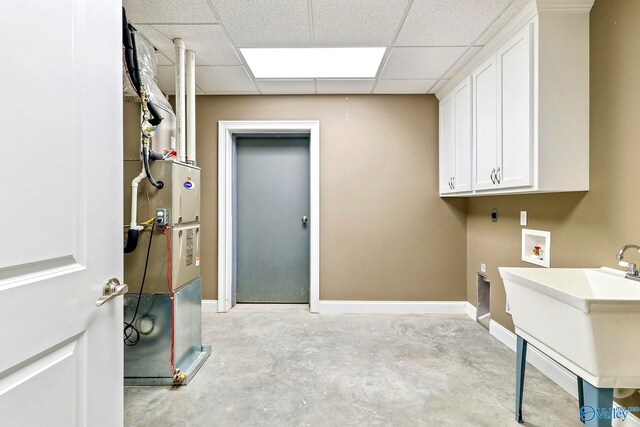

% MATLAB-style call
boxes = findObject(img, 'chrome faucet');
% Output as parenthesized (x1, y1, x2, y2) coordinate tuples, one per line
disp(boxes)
(616, 244, 640, 281)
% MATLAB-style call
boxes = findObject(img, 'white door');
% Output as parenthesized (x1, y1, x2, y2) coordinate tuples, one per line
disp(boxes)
(497, 23, 533, 189)
(473, 56, 498, 191)
(452, 78, 472, 192)
(439, 95, 455, 194)
(0, 1, 123, 426)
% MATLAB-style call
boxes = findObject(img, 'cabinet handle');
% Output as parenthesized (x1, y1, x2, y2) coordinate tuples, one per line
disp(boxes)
(495, 167, 501, 184)
(449, 178, 453, 189)
(490, 169, 496, 184)
(452, 177, 455, 189)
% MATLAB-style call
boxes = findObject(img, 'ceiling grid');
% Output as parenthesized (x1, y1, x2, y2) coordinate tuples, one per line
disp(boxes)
(123, 0, 527, 95)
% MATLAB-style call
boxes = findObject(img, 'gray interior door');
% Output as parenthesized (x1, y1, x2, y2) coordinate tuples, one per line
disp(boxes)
(236, 136, 310, 303)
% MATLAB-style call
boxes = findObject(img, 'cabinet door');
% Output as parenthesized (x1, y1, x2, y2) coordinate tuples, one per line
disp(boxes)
(452, 78, 472, 192)
(497, 23, 533, 188)
(473, 56, 498, 190)
(439, 95, 455, 194)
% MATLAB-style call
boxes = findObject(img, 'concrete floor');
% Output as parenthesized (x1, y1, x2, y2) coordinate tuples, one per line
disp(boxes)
(124, 304, 580, 426)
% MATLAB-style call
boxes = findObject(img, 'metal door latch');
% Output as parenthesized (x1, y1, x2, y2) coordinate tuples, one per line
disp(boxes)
(96, 278, 128, 307)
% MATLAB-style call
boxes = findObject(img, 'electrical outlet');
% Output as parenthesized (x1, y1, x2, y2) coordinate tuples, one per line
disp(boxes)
(520, 211, 528, 226)
(155, 208, 170, 226)
(480, 263, 487, 273)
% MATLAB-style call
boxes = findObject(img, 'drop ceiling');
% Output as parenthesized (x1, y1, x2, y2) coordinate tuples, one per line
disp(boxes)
(123, 0, 529, 95)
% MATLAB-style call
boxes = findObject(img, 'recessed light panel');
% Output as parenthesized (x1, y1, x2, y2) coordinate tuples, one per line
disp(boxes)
(240, 47, 386, 79)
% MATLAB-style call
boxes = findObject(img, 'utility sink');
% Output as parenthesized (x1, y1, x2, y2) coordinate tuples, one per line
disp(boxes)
(499, 267, 640, 389)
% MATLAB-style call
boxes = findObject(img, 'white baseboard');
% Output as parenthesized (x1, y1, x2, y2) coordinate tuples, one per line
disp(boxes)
(317, 300, 469, 314)
(202, 300, 218, 313)
(465, 302, 477, 320)
(489, 320, 640, 426)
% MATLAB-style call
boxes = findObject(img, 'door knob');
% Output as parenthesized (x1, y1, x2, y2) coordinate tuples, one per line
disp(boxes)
(301, 216, 309, 225)
(96, 278, 128, 307)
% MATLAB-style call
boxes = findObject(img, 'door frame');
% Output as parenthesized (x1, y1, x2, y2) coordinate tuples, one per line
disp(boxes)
(218, 121, 320, 313)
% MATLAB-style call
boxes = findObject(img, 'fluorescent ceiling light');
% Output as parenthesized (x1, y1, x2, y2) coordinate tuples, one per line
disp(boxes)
(241, 47, 386, 79)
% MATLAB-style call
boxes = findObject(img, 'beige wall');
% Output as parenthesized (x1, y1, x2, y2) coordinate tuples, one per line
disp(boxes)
(195, 95, 468, 301)
(466, 0, 640, 409)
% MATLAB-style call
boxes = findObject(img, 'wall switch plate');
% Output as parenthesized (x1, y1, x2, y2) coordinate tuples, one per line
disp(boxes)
(520, 211, 528, 226)
(480, 263, 487, 273)
(155, 208, 170, 226)
(491, 209, 498, 222)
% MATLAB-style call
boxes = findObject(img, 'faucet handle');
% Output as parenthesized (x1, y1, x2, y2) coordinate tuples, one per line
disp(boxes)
(620, 260, 640, 277)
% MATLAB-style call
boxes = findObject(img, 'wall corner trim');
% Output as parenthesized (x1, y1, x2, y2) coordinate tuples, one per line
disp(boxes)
(317, 300, 469, 314)
(202, 300, 218, 313)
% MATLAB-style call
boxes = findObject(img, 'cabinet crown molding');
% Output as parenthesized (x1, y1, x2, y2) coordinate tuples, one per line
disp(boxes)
(536, 0, 595, 12)
(436, 0, 594, 100)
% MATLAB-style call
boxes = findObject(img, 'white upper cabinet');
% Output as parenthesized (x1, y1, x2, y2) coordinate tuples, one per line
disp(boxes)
(439, 78, 472, 194)
(473, 56, 498, 191)
(497, 23, 533, 189)
(437, 0, 593, 197)
(453, 79, 472, 192)
(439, 95, 455, 194)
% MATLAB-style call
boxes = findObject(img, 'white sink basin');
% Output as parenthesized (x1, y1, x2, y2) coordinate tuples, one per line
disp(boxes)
(499, 267, 640, 388)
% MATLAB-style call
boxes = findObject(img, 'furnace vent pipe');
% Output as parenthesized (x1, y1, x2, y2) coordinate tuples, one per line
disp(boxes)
(186, 50, 196, 165)
(174, 38, 186, 163)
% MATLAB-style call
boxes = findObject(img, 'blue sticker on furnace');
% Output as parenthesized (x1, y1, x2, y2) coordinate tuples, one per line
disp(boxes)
(184, 180, 194, 189)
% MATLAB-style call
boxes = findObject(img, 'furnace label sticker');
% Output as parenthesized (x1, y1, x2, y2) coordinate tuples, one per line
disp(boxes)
(186, 229, 194, 266)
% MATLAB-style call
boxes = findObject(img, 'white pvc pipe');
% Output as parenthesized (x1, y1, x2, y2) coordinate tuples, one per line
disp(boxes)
(174, 38, 186, 163)
(130, 168, 147, 230)
(186, 50, 196, 165)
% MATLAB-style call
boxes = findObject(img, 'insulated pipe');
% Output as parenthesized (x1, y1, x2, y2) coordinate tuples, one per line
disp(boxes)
(186, 50, 196, 165)
(174, 38, 186, 163)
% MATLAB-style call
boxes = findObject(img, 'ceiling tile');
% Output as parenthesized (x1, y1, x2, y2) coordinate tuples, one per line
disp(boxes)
(256, 80, 315, 94)
(312, 0, 407, 46)
(395, 0, 510, 46)
(381, 47, 467, 80)
(157, 65, 175, 93)
(316, 79, 375, 94)
(475, 0, 530, 45)
(209, 0, 311, 47)
(374, 79, 438, 94)
(123, 0, 217, 24)
(152, 24, 241, 65)
(444, 46, 482, 78)
(195, 66, 258, 93)
(429, 79, 449, 94)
